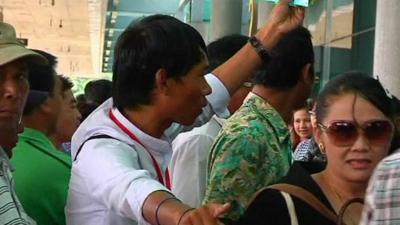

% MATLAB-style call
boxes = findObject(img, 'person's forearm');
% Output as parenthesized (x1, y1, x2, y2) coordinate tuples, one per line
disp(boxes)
(142, 190, 231, 225)
(212, 0, 305, 96)
(212, 23, 283, 96)
(142, 191, 192, 225)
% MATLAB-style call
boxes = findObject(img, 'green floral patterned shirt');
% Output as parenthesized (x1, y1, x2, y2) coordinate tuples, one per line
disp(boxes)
(203, 92, 293, 220)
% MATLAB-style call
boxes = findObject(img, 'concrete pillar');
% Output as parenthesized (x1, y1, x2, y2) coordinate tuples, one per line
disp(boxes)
(190, 0, 209, 42)
(211, 0, 242, 41)
(257, 2, 274, 29)
(373, 1, 400, 97)
(0, 7, 3, 22)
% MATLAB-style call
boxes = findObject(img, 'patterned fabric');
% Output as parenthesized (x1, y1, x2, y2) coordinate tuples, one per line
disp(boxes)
(203, 92, 293, 220)
(0, 147, 35, 225)
(294, 138, 326, 163)
(360, 150, 400, 225)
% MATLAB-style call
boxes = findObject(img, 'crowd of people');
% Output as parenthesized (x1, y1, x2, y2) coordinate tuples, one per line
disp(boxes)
(1, 0, 400, 225)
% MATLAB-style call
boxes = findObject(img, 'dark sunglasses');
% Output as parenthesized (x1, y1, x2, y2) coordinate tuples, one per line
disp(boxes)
(318, 120, 394, 146)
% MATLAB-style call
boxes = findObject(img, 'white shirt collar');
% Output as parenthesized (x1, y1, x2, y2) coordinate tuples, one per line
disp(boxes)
(111, 107, 172, 156)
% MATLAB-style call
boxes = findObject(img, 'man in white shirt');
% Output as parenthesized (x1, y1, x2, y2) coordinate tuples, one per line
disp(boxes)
(67, 2, 305, 225)
(169, 35, 253, 207)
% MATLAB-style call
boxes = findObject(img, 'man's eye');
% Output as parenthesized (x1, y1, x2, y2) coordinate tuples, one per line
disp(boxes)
(17, 72, 28, 80)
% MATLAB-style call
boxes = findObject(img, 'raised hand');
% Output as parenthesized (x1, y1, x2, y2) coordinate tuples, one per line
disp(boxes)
(255, 0, 306, 51)
(268, 0, 306, 34)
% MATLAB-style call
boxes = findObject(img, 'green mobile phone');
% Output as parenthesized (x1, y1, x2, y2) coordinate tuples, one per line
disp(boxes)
(266, 0, 309, 7)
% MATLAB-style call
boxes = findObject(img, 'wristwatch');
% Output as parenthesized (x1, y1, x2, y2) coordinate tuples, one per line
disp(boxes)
(248, 36, 271, 62)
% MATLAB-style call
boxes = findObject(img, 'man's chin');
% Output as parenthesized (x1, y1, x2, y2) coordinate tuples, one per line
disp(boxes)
(178, 119, 196, 126)
(175, 109, 203, 126)
(0, 137, 18, 158)
(0, 121, 18, 132)
(178, 116, 198, 127)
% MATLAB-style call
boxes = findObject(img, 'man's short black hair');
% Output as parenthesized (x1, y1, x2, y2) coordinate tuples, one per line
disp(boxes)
(84, 79, 112, 104)
(59, 75, 73, 92)
(23, 50, 57, 115)
(254, 26, 314, 89)
(206, 34, 249, 72)
(76, 94, 98, 122)
(112, 14, 207, 110)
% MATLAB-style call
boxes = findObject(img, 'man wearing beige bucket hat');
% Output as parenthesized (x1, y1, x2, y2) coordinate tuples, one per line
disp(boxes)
(0, 22, 47, 225)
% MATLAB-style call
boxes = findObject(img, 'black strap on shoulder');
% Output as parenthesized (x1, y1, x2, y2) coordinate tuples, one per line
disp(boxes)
(74, 134, 116, 161)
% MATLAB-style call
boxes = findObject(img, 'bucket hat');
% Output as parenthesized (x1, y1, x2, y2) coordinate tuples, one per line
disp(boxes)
(0, 22, 47, 66)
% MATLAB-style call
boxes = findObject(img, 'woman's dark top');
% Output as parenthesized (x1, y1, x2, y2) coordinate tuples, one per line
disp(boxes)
(233, 163, 336, 225)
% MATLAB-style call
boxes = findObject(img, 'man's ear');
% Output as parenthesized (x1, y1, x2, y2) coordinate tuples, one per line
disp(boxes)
(301, 63, 314, 85)
(38, 98, 53, 114)
(154, 68, 169, 95)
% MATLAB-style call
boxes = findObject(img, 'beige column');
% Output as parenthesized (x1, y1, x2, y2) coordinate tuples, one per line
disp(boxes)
(0, 7, 3, 22)
(190, 0, 209, 42)
(373, 0, 400, 97)
(211, 0, 242, 41)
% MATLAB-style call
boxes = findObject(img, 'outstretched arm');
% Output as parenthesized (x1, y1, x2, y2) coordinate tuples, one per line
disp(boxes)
(144, 2, 306, 225)
(213, 0, 305, 95)
(166, 0, 305, 140)
(142, 191, 230, 225)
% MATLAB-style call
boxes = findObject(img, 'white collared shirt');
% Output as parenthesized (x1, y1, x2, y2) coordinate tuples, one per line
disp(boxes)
(67, 74, 230, 225)
(170, 116, 225, 207)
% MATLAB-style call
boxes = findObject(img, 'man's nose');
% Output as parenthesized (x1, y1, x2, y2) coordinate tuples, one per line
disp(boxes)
(2, 79, 19, 99)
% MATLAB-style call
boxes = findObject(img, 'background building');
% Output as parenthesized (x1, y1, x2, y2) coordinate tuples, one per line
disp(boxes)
(1, 0, 396, 96)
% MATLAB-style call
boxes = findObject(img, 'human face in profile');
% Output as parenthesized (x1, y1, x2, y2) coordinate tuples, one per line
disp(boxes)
(54, 89, 82, 145)
(165, 55, 211, 126)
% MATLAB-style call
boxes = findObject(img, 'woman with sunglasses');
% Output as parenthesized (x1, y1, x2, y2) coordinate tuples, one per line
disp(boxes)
(233, 71, 397, 225)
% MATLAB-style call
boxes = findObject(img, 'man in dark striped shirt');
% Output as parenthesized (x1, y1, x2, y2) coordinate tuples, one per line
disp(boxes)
(0, 22, 47, 224)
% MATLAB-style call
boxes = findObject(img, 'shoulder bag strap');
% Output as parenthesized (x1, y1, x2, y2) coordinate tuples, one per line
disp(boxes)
(74, 134, 116, 161)
(280, 191, 299, 225)
(337, 198, 364, 225)
(266, 183, 339, 224)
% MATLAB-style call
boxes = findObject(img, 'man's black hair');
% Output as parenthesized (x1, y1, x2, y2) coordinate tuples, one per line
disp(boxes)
(23, 50, 57, 115)
(59, 75, 73, 92)
(84, 79, 112, 104)
(112, 14, 207, 110)
(206, 34, 249, 73)
(254, 26, 314, 89)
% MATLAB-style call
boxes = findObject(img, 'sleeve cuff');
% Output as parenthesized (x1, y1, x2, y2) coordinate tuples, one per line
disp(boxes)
(205, 73, 230, 118)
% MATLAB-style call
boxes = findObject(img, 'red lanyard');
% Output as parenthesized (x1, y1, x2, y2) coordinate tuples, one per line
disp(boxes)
(109, 110, 171, 189)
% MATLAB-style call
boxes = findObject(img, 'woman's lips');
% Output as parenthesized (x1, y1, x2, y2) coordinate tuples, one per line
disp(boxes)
(0, 109, 18, 118)
(346, 159, 372, 169)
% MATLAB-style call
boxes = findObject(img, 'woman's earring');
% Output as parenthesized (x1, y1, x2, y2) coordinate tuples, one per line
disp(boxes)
(318, 143, 325, 154)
